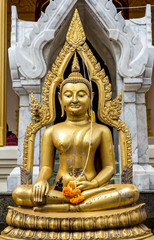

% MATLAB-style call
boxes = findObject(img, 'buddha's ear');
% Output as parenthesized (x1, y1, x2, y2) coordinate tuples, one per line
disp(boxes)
(58, 92, 62, 105)
(58, 92, 64, 117)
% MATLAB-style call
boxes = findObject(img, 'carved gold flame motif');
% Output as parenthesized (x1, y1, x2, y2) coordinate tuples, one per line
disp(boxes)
(66, 9, 86, 47)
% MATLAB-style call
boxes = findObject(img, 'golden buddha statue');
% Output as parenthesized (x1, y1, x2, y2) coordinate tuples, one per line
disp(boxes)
(12, 55, 139, 212)
(1, 9, 154, 240)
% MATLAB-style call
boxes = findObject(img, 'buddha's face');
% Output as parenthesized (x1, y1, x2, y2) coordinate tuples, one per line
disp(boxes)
(60, 82, 91, 116)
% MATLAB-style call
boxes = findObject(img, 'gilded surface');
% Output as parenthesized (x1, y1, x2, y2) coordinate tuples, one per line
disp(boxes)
(6, 204, 147, 231)
(1, 225, 153, 240)
(66, 9, 86, 47)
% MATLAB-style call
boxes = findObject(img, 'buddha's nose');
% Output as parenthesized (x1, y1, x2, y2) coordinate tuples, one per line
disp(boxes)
(72, 94, 78, 103)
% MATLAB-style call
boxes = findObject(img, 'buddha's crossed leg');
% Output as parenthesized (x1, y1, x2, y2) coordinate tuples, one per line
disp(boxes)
(12, 184, 139, 212)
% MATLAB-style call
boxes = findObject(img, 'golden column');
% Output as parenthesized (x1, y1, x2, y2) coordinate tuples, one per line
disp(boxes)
(0, 0, 7, 146)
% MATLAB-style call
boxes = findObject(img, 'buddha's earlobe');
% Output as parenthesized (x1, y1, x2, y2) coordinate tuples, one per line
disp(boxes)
(87, 92, 94, 117)
(58, 92, 65, 117)
(88, 92, 94, 116)
(61, 104, 65, 117)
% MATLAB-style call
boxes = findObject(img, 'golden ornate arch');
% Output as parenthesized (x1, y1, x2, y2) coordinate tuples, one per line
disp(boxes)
(21, 9, 132, 185)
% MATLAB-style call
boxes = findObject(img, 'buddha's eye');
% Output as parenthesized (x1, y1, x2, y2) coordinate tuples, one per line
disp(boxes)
(78, 91, 87, 97)
(64, 92, 72, 98)
(78, 94, 85, 97)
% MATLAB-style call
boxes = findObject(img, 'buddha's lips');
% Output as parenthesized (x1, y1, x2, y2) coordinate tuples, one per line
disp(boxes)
(70, 104, 80, 108)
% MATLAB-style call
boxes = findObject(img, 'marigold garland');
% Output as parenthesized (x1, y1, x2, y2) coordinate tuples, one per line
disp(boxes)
(70, 195, 85, 204)
(67, 182, 76, 189)
(62, 182, 85, 205)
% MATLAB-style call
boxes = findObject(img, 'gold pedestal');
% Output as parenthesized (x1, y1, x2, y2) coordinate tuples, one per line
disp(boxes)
(1, 204, 154, 240)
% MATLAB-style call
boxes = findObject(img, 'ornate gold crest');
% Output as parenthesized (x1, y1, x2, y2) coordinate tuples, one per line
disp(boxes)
(66, 9, 86, 47)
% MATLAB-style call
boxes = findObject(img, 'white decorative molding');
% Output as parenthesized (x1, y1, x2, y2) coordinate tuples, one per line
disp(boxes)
(9, 0, 78, 80)
(85, 0, 150, 78)
(0, 146, 17, 192)
(9, 1, 153, 81)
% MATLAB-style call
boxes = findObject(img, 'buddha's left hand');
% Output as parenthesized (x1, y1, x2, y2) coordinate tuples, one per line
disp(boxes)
(76, 180, 97, 190)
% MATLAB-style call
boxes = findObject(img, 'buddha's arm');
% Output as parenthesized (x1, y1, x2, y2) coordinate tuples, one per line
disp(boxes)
(33, 127, 56, 202)
(91, 126, 115, 187)
(77, 126, 115, 190)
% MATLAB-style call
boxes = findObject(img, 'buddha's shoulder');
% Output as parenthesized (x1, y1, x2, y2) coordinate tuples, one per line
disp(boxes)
(42, 123, 61, 135)
(93, 122, 111, 134)
(42, 126, 54, 137)
(43, 122, 66, 134)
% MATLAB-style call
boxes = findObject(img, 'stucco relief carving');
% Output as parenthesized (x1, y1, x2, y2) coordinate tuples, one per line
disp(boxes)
(9, 0, 152, 81)
(86, 0, 149, 78)
(9, 0, 78, 80)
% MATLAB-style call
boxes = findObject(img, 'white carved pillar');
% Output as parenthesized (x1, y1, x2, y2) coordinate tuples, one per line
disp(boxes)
(123, 91, 138, 164)
(123, 77, 154, 190)
(8, 79, 41, 191)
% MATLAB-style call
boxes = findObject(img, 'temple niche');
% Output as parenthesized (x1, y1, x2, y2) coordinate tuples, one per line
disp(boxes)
(8, 0, 154, 192)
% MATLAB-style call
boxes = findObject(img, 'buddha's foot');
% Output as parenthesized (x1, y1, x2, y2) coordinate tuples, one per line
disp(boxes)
(33, 206, 44, 212)
(69, 203, 80, 211)
(33, 204, 82, 212)
(33, 203, 70, 212)
(33, 203, 80, 212)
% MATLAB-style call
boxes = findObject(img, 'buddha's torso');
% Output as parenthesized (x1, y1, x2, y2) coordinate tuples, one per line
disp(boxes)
(51, 122, 102, 186)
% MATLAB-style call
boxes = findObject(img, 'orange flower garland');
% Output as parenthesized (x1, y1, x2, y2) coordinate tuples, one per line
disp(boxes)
(70, 195, 85, 204)
(68, 182, 76, 189)
(62, 182, 85, 205)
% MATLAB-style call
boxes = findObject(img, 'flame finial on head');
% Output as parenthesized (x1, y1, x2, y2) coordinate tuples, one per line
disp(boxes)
(67, 52, 83, 79)
(60, 52, 92, 97)
(72, 52, 80, 73)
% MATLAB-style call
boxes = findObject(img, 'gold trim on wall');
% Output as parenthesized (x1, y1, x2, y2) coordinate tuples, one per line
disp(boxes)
(40, 0, 49, 12)
(0, 0, 7, 146)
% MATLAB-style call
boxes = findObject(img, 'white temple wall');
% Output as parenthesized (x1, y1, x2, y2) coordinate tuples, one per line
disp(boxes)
(0, 146, 17, 192)
(7, 61, 18, 135)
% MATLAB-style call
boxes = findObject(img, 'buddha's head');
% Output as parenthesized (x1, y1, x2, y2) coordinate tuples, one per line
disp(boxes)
(58, 53, 94, 117)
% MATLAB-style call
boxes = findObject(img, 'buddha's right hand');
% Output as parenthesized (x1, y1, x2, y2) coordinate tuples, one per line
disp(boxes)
(33, 179, 49, 202)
